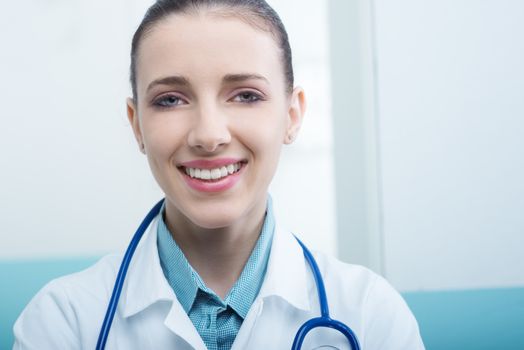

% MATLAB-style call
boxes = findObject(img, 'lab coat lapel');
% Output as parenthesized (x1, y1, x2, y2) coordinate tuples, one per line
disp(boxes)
(258, 224, 312, 310)
(120, 216, 172, 317)
(233, 225, 313, 349)
(119, 215, 206, 349)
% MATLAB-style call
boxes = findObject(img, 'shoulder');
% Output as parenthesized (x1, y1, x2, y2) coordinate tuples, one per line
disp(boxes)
(311, 251, 380, 301)
(13, 254, 122, 349)
(311, 251, 425, 349)
(37, 253, 122, 306)
(55, 253, 122, 292)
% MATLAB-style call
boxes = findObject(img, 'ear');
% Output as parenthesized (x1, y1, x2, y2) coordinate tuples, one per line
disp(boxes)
(127, 98, 146, 154)
(284, 86, 306, 145)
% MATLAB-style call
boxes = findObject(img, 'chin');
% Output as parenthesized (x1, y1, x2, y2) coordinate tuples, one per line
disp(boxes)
(187, 209, 242, 230)
(167, 191, 264, 230)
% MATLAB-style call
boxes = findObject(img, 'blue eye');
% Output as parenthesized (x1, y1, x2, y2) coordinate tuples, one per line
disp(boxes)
(153, 95, 185, 108)
(233, 92, 262, 103)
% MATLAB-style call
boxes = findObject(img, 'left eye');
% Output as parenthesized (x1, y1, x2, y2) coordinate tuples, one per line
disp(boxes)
(232, 92, 262, 103)
(153, 95, 185, 108)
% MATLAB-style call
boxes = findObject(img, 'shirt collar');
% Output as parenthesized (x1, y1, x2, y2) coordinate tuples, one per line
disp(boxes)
(157, 196, 275, 319)
(157, 207, 199, 313)
(225, 197, 275, 318)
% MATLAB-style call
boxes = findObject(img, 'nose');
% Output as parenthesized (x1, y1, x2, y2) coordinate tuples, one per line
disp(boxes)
(187, 104, 232, 153)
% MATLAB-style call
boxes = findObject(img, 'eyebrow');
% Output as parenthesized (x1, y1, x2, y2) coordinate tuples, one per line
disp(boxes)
(146, 75, 189, 93)
(222, 73, 269, 84)
(146, 73, 269, 93)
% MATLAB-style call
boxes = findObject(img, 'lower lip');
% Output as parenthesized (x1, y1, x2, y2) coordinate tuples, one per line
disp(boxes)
(181, 164, 245, 193)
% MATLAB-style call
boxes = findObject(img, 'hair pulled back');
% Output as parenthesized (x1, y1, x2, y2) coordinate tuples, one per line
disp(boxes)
(130, 0, 293, 101)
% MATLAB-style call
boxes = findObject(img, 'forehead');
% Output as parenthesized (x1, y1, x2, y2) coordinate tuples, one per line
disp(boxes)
(136, 12, 284, 90)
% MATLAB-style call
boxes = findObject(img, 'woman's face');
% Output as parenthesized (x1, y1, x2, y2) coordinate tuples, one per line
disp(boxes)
(128, 12, 305, 229)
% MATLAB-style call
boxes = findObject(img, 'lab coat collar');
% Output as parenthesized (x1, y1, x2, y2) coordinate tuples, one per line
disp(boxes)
(257, 223, 311, 312)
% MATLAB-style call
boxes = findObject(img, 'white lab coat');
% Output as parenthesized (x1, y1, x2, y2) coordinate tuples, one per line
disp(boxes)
(13, 215, 425, 349)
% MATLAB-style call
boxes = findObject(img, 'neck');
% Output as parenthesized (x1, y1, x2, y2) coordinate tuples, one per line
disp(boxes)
(164, 197, 267, 299)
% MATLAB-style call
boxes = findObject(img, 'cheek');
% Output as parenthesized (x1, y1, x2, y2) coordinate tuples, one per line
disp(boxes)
(141, 113, 188, 163)
(236, 108, 287, 164)
(237, 101, 288, 138)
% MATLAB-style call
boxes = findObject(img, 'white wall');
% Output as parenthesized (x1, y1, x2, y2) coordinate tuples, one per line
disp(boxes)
(0, 1, 336, 259)
(267, 0, 336, 257)
(328, 0, 384, 274)
(374, 0, 524, 291)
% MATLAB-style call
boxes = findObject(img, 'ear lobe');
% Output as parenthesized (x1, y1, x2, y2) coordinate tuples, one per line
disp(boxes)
(127, 98, 145, 154)
(284, 87, 306, 145)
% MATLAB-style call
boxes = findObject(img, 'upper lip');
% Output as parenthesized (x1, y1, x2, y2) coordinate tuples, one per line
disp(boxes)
(178, 158, 245, 169)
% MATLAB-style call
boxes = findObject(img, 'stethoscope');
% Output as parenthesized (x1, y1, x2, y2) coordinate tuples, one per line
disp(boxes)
(96, 199, 361, 350)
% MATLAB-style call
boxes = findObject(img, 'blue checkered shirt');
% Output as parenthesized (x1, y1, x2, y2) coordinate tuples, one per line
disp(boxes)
(157, 197, 274, 350)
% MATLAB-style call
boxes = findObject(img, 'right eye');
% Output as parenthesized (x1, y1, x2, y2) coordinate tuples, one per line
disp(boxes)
(153, 94, 187, 108)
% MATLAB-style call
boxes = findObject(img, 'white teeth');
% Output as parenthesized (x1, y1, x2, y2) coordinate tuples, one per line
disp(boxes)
(184, 162, 243, 180)
(211, 168, 221, 180)
(201, 169, 211, 180)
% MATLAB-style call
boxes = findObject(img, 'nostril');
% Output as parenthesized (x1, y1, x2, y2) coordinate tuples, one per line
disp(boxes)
(198, 140, 228, 153)
(187, 123, 232, 151)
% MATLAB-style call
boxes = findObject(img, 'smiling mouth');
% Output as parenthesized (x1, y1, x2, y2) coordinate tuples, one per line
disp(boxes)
(178, 161, 246, 181)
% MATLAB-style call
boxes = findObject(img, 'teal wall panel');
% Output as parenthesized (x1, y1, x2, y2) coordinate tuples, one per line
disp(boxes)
(0, 258, 99, 348)
(404, 288, 524, 350)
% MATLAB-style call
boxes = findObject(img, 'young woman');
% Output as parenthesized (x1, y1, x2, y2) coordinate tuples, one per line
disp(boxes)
(14, 1, 424, 349)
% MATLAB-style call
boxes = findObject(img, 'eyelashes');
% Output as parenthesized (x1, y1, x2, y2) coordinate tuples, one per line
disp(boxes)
(152, 94, 186, 109)
(151, 91, 265, 110)
(230, 91, 264, 103)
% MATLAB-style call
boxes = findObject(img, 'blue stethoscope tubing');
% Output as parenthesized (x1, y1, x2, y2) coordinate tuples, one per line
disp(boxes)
(292, 238, 360, 350)
(96, 199, 360, 350)
(96, 199, 164, 350)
